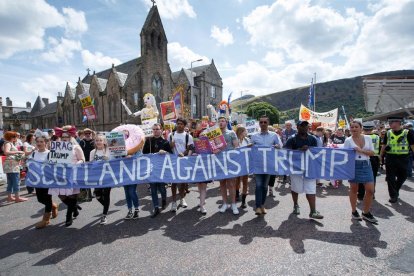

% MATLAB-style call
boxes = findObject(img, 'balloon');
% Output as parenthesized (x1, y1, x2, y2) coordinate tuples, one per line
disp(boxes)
(112, 124, 145, 155)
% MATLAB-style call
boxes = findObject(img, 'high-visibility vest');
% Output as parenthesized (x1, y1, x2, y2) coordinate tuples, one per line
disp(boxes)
(370, 134, 380, 156)
(387, 129, 409, 155)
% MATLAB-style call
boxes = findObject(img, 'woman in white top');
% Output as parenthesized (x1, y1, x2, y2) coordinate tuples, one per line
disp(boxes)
(30, 134, 59, 229)
(48, 125, 85, 226)
(235, 126, 250, 209)
(89, 134, 111, 225)
(343, 121, 377, 223)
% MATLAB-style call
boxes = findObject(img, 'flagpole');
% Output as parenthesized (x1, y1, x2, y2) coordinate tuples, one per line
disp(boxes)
(313, 72, 316, 112)
(341, 105, 350, 129)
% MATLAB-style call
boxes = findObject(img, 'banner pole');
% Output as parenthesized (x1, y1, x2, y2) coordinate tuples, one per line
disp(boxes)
(313, 72, 316, 112)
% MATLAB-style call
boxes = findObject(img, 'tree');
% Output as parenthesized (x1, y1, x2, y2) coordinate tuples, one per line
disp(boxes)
(246, 102, 279, 124)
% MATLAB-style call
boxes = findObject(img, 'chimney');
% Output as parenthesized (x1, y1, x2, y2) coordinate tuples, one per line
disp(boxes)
(26, 102, 31, 108)
(42, 98, 49, 105)
(57, 92, 64, 103)
(6, 97, 12, 106)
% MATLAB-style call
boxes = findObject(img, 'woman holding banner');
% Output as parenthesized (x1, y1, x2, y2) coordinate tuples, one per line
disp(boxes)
(49, 126, 85, 227)
(235, 126, 250, 209)
(89, 134, 111, 225)
(30, 132, 59, 229)
(344, 121, 377, 223)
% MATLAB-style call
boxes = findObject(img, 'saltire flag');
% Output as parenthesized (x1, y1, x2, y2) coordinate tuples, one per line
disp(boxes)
(308, 79, 314, 109)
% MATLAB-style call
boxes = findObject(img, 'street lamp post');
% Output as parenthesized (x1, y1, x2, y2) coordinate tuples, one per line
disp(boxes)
(190, 58, 203, 118)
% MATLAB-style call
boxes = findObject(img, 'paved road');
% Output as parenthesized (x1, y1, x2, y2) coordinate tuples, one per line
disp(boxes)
(0, 174, 413, 275)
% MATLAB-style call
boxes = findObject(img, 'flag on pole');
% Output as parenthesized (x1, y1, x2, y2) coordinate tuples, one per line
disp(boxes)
(308, 79, 314, 109)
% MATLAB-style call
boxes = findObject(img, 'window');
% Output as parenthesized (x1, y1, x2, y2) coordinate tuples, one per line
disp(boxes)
(192, 94, 197, 117)
(211, 86, 216, 98)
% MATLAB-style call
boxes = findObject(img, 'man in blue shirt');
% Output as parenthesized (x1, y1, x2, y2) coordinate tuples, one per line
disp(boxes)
(251, 115, 283, 215)
(285, 120, 323, 220)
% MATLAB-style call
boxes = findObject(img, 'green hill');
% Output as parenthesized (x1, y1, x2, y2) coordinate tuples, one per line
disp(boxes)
(231, 70, 414, 122)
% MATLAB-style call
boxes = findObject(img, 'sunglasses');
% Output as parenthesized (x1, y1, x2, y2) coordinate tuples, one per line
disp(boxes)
(259, 121, 268, 124)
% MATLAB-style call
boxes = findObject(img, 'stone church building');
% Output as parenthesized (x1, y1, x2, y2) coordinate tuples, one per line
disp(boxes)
(31, 5, 223, 131)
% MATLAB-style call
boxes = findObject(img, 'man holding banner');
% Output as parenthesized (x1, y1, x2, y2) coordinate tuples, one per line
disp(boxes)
(251, 115, 282, 216)
(285, 120, 323, 220)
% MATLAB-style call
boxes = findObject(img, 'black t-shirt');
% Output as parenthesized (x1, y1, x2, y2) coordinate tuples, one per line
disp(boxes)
(79, 139, 95, 162)
(331, 135, 346, 144)
(285, 134, 317, 150)
(143, 136, 173, 154)
(382, 129, 414, 146)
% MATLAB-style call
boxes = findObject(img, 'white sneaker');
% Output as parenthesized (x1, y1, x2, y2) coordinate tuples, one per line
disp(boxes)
(180, 198, 188, 208)
(170, 201, 177, 212)
(200, 206, 207, 214)
(231, 203, 239, 215)
(219, 203, 228, 213)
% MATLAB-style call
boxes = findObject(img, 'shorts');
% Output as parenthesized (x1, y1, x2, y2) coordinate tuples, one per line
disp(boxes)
(290, 174, 316, 194)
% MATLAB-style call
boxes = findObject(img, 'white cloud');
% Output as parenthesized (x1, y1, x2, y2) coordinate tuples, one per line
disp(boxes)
(21, 74, 68, 102)
(141, 0, 196, 19)
(210, 26, 234, 46)
(242, 0, 359, 60)
(62, 7, 88, 36)
(263, 52, 285, 68)
(81, 50, 121, 71)
(167, 42, 209, 70)
(41, 37, 82, 63)
(0, 0, 87, 59)
(0, 0, 64, 58)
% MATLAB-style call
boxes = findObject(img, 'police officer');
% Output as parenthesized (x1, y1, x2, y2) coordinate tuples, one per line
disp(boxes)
(357, 121, 380, 200)
(380, 117, 414, 203)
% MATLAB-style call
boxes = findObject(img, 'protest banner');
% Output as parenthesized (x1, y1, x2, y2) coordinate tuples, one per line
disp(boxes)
(172, 85, 184, 118)
(299, 104, 338, 130)
(83, 106, 97, 120)
(245, 119, 258, 134)
(160, 101, 177, 121)
(106, 132, 127, 158)
(201, 125, 227, 152)
(79, 93, 93, 108)
(49, 141, 73, 164)
(194, 136, 212, 154)
(26, 147, 356, 188)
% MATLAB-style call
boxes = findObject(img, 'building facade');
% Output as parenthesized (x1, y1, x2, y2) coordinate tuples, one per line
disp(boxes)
(31, 5, 223, 131)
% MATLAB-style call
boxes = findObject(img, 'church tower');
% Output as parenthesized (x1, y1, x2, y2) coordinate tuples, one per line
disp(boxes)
(140, 4, 173, 105)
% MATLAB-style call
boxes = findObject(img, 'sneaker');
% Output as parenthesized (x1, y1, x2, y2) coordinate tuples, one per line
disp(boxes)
(170, 201, 177, 212)
(309, 210, 324, 219)
(151, 207, 160, 218)
(161, 199, 167, 210)
(255, 207, 263, 215)
(352, 210, 362, 221)
(219, 203, 228, 213)
(388, 198, 398, 203)
(362, 212, 378, 223)
(124, 210, 133, 220)
(133, 210, 139, 219)
(261, 207, 267, 215)
(292, 204, 300, 215)
(231, 203, 239, 215)
(200, 206, 207, 214)
(180, 198, 188, 208)
(100, 215, 107, 225)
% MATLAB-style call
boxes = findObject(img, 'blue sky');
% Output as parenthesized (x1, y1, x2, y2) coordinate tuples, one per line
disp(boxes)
(1, 0, 413, 108)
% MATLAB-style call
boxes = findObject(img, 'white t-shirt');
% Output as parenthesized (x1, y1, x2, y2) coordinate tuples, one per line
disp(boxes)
(168, 131, 194, 155)
(24, 142, 35, 152)
(344, 135, 374, 160)
(31, 150, 50, 162)
(238, 137, 250, 147)
(90, 148, 110, 161)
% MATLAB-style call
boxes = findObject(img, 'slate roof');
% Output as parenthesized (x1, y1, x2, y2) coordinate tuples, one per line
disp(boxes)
(81, 58, 141, 84)
(30, 96, 46, 116)
(32, 102, 58, 117)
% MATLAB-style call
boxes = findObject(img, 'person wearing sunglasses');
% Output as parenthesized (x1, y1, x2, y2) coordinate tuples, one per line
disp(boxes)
(250, 115, 283, 215)
(380, 117, 414, 203)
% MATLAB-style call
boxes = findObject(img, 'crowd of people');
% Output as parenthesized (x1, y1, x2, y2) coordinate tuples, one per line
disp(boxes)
(1, 116, 413, 229)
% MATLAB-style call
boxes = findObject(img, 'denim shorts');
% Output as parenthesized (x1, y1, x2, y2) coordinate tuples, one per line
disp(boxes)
(349, 160, 374, 184)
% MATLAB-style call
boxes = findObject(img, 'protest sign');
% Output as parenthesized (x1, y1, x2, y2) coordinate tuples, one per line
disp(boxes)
(26, 147, 356, 188)
(79, 93, 93, 108)
(49, 141, 73, 164)
(299, 104, 338, 130)
(106, 132, 127, 158)
(160, 101, 177, 121)
(201, 125, 227, 152)
(245, 119, 258, 135)
(84, 106, 96, 120)
(194, 136, 212, 154)
(172, 85, 184, 118)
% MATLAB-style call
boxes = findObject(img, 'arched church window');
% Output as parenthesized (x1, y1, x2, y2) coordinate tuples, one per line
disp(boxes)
(151, 74, 163, 98)
(158, 35, 162, 49)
